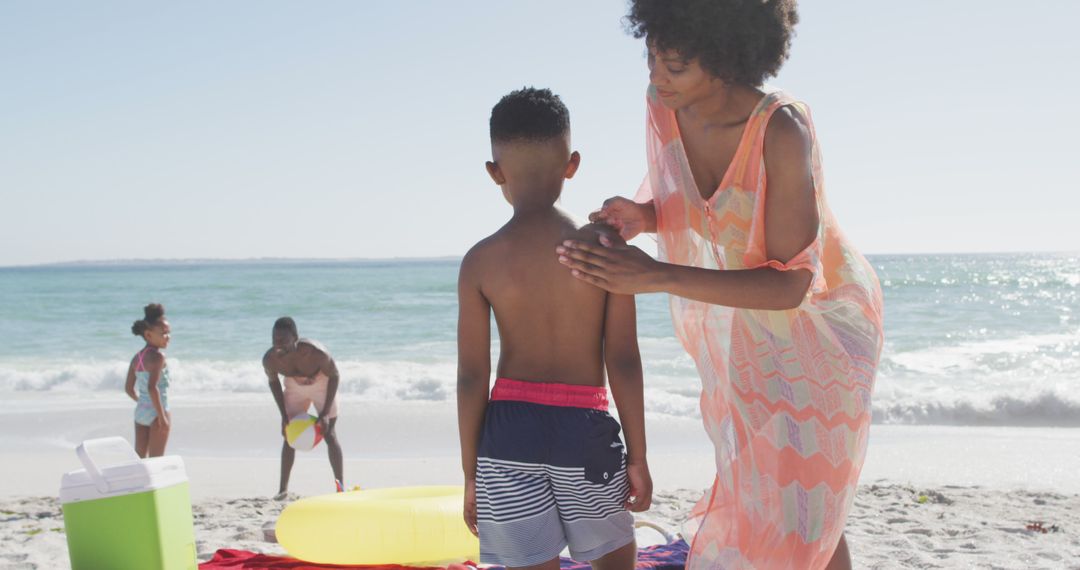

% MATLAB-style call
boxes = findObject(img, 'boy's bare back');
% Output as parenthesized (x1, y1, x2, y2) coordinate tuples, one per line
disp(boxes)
(460, 212, 618, 387)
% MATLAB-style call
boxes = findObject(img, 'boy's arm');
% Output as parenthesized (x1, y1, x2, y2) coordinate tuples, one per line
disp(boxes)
(456, 250, 491, 535)
(604, 287, 652, 512)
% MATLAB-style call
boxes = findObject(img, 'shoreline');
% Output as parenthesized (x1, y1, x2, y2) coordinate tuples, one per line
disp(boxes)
(4, 399, 1080, 497)
(4, 250, 1079, 270)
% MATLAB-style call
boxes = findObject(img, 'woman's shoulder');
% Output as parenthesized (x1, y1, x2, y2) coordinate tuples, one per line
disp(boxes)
(758, 88, 814, 158)
(759, 86, 813, 121)
(764, 105, 811, 149)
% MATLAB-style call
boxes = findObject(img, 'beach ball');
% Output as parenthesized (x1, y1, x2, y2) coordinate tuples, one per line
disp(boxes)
(285, 413, 323, 451)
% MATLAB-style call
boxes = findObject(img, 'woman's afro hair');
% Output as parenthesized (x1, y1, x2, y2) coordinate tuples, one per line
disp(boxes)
(626, 0, 798, 87)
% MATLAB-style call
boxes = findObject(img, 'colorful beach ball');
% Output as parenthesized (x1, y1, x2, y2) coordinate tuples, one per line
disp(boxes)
(285, 414, 323, 451)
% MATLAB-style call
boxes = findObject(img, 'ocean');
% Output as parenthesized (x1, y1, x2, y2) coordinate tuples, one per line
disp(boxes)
(1, 253, 1077, 426)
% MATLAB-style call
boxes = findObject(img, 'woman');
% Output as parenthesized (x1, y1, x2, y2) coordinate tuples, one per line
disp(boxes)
(556, 1, 884, 568)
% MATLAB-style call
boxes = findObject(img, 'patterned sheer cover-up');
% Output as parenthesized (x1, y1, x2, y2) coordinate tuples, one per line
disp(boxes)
(635, 86, 885, 570)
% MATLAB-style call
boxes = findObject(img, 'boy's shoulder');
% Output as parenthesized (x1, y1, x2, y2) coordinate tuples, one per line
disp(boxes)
(572, 222, 626, 248)
(462, 231, 503, 264)
(459, 230, 508, 284)
(458, 219, 624, 284)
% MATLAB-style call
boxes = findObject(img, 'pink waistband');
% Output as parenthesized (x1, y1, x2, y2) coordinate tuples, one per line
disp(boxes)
(490, 378, 608, 411)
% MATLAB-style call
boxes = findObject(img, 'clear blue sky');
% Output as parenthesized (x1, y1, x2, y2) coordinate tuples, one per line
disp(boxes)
(2, 1, 1078, 266)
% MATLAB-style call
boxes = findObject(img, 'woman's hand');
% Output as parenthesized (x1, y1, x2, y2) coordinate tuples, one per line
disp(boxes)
(155, 413, 171, 430)
(556, 237, 666, 295)
(588, 197, 656, 241)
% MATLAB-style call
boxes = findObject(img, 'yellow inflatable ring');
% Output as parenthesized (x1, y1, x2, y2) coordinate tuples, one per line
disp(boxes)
(275, 486, 479, 564)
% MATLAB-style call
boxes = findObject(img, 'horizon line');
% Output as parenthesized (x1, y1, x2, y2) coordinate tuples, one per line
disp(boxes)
(0, 255, 462, 270)
(3, 249, 1079, 269)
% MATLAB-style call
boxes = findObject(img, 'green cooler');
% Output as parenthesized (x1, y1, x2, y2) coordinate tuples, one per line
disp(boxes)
(60, 437, 197, 570)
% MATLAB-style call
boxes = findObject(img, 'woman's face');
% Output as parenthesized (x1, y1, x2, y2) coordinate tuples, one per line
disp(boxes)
(144, 319, 171, 349)
(647, 45, 723, 110)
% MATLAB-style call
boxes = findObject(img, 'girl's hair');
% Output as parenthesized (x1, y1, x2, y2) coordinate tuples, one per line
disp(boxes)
(131, 303, 166, 337)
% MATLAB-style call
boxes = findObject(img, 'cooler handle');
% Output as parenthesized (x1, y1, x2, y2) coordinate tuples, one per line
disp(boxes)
(76, 437, 140, 494)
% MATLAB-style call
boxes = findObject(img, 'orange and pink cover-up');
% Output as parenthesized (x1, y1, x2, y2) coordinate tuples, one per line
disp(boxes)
(636, 87, 885, 569)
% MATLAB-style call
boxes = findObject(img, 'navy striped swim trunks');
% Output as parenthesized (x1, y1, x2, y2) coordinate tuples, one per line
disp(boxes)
(476, 378, 634, 566)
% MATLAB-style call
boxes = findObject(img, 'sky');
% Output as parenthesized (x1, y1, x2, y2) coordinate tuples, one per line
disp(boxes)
(2, 1, 1078, 266)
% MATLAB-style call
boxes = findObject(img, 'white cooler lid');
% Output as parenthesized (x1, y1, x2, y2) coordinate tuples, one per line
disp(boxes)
(59, 437, 188, 504)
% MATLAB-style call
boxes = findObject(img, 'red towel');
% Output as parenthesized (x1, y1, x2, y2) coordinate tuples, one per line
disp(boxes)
(200, 540, 689, 570)
(199, 549, 465, 570)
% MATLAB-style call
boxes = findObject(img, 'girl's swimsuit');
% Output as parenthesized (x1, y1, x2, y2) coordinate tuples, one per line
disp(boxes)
(133, 346, 170, 426)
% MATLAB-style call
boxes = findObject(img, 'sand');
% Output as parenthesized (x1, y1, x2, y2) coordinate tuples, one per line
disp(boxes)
(3, 484, 1079, 569)
(3, 398, 1080, 568)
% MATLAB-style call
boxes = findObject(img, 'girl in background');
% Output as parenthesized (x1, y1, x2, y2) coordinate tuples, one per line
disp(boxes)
(125, 303, 172, 457)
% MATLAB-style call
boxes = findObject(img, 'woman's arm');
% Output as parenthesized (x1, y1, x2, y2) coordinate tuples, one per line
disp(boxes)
(558, 246, 811, 310)
(659, 264, 812, 310)
(559, 107, 818, 310)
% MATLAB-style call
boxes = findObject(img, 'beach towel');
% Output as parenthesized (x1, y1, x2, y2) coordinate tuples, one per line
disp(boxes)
(199, 539, 689, 570)
(199, 549, 443, 570)
(636, 85, 884, 568)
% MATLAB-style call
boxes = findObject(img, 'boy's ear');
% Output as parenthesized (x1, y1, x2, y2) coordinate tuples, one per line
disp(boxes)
(485, 161, 505, 185)
(564, 151, 581, 180)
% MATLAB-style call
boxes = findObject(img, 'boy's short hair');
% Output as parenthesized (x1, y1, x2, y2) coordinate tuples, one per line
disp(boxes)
(489, 87, 570, 144)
